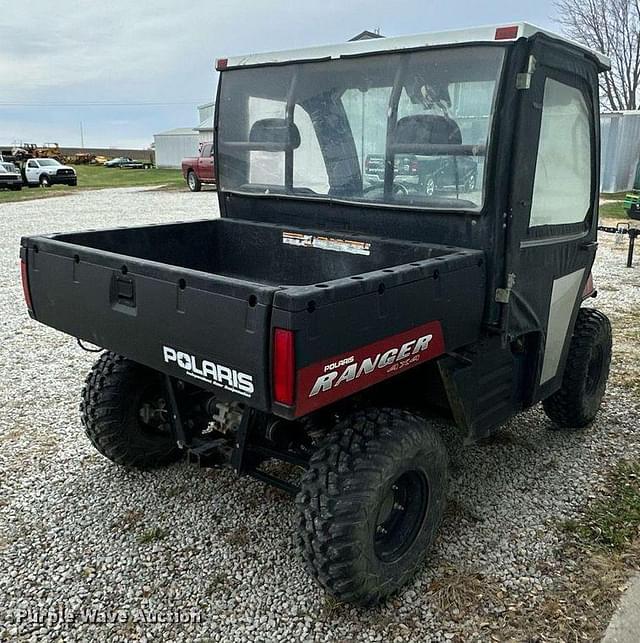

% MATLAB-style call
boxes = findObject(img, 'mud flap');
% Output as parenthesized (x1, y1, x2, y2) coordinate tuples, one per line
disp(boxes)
(438, 337, 519, 442)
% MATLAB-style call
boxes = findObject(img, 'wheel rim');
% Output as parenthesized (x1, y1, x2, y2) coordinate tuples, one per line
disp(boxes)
(425, 179, 435, 196)
(394, 184, 408, 197)
(585, 344, 604, 395)
(189, 173, 196, 189)
(374, 470, 429, 563)
(466, 174, 476, 191)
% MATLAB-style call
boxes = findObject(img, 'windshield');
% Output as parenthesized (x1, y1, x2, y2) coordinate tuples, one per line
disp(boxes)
(217, 46, 504, 211)
(38, 159, 61, 166)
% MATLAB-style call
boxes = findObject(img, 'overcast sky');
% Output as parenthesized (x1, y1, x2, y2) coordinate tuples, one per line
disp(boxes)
(1, 0, 559, 149)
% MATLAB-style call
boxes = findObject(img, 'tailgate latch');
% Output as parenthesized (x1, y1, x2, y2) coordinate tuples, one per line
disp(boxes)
(111, 274, 136, 309)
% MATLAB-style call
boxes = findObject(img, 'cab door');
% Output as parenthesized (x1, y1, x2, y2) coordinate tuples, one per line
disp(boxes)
(199, 143, 214, 180)
(25, 160, 40, 184)
(507, 40, 600, 402)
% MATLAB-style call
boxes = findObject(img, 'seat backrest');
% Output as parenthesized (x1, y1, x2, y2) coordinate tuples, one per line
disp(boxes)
(393, 114, 462, 146)
(249, 118, 301, 150)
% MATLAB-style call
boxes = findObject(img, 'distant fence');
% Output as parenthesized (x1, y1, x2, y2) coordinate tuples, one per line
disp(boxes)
(0, 145, 154, 163)
(57, 147, 154, 162)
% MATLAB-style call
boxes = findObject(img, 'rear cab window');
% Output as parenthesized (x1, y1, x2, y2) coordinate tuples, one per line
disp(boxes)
(217, 46, 505, 212)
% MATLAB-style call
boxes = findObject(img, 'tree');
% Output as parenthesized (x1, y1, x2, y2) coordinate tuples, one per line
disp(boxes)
(555, 0, 640, 111)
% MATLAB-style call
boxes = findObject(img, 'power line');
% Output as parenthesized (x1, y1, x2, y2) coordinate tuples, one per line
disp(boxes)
(0, 100, 210, 107)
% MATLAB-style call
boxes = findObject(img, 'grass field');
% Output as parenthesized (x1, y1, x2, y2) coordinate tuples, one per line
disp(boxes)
(0, 168, 634, 219)
(599, 193, 629, 221)
(0, 165, 185, 204)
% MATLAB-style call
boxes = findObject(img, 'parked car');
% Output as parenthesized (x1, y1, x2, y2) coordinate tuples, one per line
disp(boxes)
(104, 157, 152, 169)
(22, 159, 77, 187)
(104, 157, 133, 168)
(365, 153, 478, 195)
(1, 161, 21, 174)
(0, 163, 23, 190)
(21, 23, 611, 606)
(181, 143, 215, 191)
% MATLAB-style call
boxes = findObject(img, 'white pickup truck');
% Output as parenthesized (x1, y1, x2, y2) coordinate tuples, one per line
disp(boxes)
(23, 158, 77, 187)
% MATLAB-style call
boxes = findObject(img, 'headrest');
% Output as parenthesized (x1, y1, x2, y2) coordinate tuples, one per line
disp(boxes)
(393, 115, 462, 146)
(249, 118, 301, 150)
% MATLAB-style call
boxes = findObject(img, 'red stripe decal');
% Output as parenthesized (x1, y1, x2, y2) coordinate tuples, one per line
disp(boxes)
(295, 321, 445, 415)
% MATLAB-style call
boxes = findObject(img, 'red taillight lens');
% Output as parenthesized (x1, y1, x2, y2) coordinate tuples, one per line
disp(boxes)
(20, 259, 33, 311)
(273, 328, 295, 406)
(494, 26, 519, 40)
(215, 58, 228, 71)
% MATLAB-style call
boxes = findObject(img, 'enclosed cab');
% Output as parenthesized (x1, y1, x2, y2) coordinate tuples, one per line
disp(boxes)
(21, 23, 612, 605)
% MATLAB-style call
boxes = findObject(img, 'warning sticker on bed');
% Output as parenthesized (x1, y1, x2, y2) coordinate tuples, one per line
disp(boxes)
(282, 231, 371, 256)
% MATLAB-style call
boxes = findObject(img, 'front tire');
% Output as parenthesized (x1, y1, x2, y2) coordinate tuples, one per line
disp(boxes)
(40, 174, 51, 187)
(543, 308, 612, 429)
(81, 352, 181, 469)
(464, 172, 476, 193)
(187, 171, 201, 192)
(296, 408, 448, 605)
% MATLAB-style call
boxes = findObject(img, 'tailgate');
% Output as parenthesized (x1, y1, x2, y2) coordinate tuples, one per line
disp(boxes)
(20, 237, 275, 411)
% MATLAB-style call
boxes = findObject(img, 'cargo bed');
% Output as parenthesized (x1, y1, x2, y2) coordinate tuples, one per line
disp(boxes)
(21, 218, 486, 417)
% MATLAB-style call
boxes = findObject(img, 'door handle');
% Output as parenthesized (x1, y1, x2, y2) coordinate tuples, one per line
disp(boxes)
(579, 241, 598, 251)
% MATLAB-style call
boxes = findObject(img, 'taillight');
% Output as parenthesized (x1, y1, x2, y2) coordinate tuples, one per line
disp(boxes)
(410, 160, 418, 173)
(215, 58, 228, 71)
(273, 328, 295, 406)
(494, 26, 519, 40)
(20, 259, 33, 312)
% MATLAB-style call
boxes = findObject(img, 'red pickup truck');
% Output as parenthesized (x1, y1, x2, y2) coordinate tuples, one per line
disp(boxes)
(181, 143, 216, 191)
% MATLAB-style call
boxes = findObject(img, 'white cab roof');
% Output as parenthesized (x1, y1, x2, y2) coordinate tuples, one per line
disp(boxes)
(222, 22, 610, 71)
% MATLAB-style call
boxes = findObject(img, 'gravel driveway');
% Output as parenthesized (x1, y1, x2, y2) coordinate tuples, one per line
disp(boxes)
(1, 188, 639, 642)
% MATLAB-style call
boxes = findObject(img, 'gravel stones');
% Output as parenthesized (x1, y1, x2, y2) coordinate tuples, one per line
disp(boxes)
(0, 188, 638, 641)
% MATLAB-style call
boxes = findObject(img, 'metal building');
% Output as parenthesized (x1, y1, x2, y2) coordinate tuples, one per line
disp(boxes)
(196, 102, 215, 145)
(600, 111, 640, 193)
(153, 127, 199, 169)
(153, 102, 215, 168)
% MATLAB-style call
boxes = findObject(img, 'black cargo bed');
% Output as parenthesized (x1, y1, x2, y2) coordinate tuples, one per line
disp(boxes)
(21, 218, 486, 416)
(46, 218, 461, 286)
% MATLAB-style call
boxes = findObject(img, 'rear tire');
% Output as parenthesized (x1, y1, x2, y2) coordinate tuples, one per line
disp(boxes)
(543, 308, 612, 429)
(81, 352, 182, 469)
(424, 177, 436, 197)
(296, 408, 448, 605)
(187, 171, 201, 192)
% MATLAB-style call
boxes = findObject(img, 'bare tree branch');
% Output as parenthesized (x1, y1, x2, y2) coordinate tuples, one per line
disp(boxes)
(555, 0, 640, 110)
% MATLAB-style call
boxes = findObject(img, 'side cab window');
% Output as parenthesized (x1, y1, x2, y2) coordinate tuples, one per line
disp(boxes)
(28, 160, 38, 168)
(529, 78, 593, 228)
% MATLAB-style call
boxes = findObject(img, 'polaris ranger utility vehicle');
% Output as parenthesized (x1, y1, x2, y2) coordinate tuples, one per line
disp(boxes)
(20, 23, 612, 605)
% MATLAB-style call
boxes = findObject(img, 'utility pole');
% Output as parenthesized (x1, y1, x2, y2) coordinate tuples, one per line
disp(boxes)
(80, 121, 85, 148)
